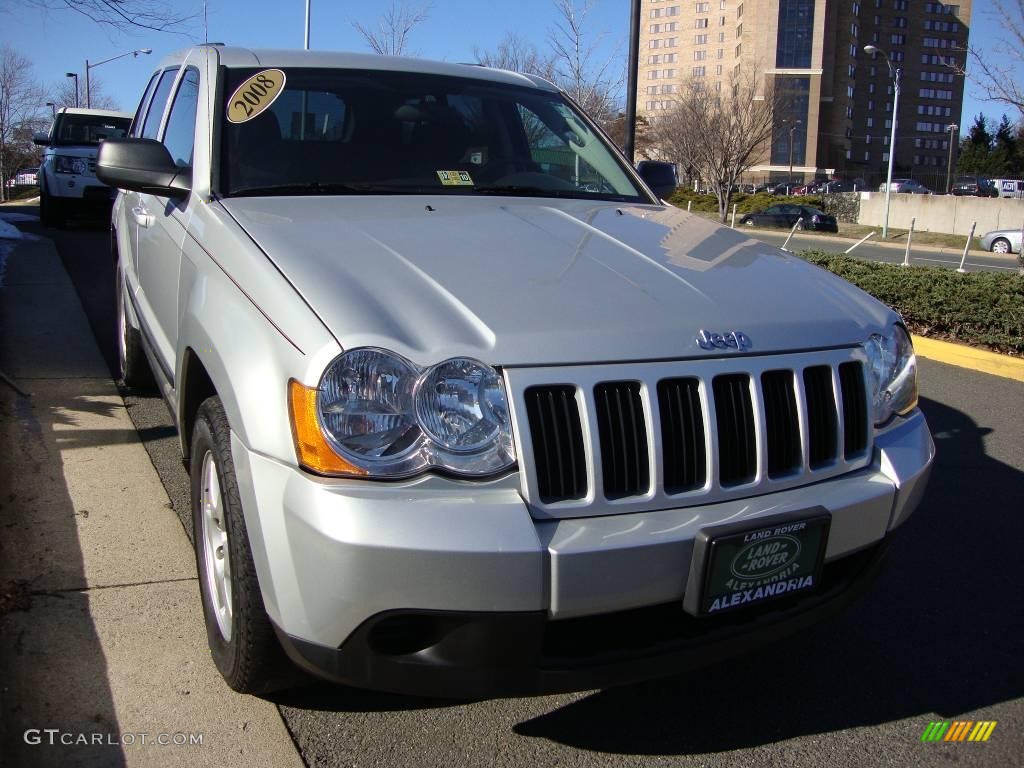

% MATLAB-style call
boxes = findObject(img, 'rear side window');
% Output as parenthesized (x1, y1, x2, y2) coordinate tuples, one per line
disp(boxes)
(140, 68, 180, 140)
(130, 73, 160, 138)
(162, 68, 200, 167)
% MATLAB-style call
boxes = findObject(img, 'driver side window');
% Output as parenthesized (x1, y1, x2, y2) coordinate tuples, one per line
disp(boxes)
(162, 68, 200, 168)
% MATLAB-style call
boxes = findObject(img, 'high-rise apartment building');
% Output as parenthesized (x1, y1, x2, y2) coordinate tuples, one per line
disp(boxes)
(638, 0, 972, 188)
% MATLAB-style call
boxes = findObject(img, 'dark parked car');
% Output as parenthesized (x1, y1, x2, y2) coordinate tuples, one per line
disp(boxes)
(739, 204, 838, 232)
(950, 176, 999, 197)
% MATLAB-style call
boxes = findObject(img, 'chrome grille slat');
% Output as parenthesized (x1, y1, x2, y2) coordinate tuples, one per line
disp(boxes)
(506, 348, 873, 519)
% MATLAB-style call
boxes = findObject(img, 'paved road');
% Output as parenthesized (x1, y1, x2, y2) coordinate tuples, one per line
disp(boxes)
(747, 229, 1020, 273)
(8, 202, 1024, 768)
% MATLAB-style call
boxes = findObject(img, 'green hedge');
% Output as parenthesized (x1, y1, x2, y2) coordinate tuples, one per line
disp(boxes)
(666, 189, 825, 215)
(799, 251, 1024, 355)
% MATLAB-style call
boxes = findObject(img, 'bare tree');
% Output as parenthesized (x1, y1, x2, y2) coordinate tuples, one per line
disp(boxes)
(473, 32, 557, 81)
(352, 1, 431, 57)
(649, 70, 778, 221)
(0, 46, 46, 201)
(954, 0, 1024, 120)
(23, 0, 197, 33)
(50, 75, 120, 111)
(547, 0, 621, 124)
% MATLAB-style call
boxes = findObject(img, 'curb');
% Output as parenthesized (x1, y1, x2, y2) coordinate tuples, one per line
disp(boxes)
(753, 228, 974, 256)
(912, 335, 1024, 382)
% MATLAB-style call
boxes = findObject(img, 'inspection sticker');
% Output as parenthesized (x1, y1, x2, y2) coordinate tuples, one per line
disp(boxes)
(437, 170, 474, 186)
(226, 69, 287, 124)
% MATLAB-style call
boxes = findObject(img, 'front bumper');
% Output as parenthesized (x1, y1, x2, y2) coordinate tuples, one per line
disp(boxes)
(43, 170, 115, 202)
(230, 409, 933, 695)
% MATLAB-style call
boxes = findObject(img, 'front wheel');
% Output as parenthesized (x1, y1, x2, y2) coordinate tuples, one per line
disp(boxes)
(991, 238, 1012, 254)
(115, 268, 155, 390)
(742, 217, 755, 226)
(191, 396, 291, 694)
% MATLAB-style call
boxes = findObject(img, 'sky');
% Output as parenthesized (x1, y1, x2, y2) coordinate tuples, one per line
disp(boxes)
(0, 0, 1020, 128)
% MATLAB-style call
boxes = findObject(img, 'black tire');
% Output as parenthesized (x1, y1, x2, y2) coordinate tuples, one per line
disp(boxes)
(115, 268, 155, 390)
(191, 396, 291, 694)
(742, 217, 755, 226)
(39, 186, 64, 228)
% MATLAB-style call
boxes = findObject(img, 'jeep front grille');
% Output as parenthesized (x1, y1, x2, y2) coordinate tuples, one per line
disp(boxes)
(508, 349, 873, 518)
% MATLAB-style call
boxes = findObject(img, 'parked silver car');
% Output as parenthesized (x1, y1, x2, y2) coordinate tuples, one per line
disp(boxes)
(878, 178, 931, 194)
(99, 46, 933, 698)
(979, 228, 1022, 254)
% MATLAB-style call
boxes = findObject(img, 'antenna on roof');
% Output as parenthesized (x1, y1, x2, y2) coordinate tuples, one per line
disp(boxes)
(204, 1, 209, 43)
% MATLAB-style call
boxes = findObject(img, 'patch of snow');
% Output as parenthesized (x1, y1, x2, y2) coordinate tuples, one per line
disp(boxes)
(0, 219, 22, 240)
(0, 211, 39, 224)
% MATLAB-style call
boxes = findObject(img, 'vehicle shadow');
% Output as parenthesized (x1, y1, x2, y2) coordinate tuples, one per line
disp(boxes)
(512, 394, 1024, 754)
(0, 386, 126, 767)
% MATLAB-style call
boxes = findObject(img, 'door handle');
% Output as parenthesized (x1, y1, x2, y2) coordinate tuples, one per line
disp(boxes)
(131, 206, 154, 228)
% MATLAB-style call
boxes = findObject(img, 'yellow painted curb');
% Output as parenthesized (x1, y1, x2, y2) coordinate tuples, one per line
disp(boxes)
(912, 335, 1024, 383)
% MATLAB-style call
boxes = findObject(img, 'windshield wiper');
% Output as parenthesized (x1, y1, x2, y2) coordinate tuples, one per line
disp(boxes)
(230, 182, 396, 197)
(473, 185, 632, 202)
(472, 184, 576, 197)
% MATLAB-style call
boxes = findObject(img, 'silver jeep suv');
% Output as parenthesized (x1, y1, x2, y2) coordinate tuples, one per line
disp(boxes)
(99, 45, 933, 697)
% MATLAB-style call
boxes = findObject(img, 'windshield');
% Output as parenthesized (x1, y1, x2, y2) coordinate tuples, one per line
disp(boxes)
(220, 67, 647, 202)
(54, 114, 131, 146)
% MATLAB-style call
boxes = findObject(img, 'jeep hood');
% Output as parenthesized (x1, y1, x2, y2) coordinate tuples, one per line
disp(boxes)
(220, 197, 895, 366)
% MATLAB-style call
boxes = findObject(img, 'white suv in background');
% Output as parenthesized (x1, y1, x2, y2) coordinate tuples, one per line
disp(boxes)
(34, 107, 132, 226)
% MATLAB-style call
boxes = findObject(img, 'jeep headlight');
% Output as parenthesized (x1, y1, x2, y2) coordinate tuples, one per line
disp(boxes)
(863, 325, 918, 426)
(55, 156, 88, 175)
(289, 348, 515, 478)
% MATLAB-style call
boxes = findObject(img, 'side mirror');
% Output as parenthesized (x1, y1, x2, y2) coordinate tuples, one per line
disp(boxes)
(33, 132, 50, 147)
(636, 160, 678, 201)
(96, 138, 191, 199)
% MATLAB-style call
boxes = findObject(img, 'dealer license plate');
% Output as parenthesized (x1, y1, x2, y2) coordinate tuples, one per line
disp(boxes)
(683, 510, 830, 617)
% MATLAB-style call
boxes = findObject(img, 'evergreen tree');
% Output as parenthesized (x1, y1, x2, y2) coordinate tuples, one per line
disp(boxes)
(990, 115, 1019, 176)
(956, 114, 994, 174)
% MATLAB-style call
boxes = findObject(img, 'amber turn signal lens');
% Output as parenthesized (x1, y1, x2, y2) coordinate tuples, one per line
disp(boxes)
(288, 379, 367, 476)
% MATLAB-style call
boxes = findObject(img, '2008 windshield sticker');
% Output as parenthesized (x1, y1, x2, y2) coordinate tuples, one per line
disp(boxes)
(437, 170, 473, 186)
(226, 70, 286, 124)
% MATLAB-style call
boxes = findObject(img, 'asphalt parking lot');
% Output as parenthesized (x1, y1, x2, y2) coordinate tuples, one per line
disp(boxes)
(4, 202, 1023, 767)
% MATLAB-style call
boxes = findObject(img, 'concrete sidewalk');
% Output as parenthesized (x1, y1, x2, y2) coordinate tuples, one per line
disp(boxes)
(0, 233, 303, 767)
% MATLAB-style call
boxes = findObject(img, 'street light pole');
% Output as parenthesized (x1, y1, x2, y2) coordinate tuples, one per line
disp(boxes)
(45, 102, 57, 119)
(304, 0, 311, 49)
(865, 45, 899, 239)
(66, 73, 78, 108)
(945, 123, 958, 193)
(624, 0, 641, 164)
(85, 49, 152, 108)
(782, 118, 801, 194)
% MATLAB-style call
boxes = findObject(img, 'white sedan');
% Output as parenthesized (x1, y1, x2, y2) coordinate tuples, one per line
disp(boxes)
(979, 228, 1022, 254)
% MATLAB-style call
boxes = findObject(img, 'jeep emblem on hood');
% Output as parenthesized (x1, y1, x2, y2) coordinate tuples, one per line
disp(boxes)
(697, 329, 752, 351)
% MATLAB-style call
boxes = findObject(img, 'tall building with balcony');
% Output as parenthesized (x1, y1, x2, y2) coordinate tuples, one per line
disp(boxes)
(638, 0, 972, 188)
